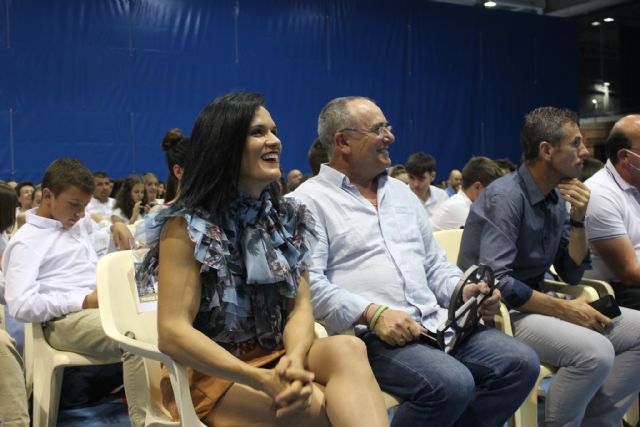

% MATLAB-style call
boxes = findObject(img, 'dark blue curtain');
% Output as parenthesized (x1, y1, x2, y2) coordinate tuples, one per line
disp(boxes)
(0, 0, 578, 181)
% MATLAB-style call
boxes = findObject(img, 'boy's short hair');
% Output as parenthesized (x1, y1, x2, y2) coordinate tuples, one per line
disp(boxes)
(41, 158, 95, 195)
(405, 152, 436, 176)
(461, 157, 504, 189)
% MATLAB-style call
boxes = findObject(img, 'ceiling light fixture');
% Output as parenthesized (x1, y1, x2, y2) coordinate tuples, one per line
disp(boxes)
(603, 17, 615, 23)
(591, 21, 601, 26)
(484, 1, 497, 7)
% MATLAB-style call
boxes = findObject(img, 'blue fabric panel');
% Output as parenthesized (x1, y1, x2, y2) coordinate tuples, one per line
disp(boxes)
(0, 109, 10, 178)
(8, 0, 129, 50)
(2, 0, 580, 181)
(11, 111, 131, 179)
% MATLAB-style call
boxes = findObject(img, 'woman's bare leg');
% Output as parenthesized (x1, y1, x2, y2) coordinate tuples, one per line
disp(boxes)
(205, 382, 331, 427)
(307, 335, 388, 427)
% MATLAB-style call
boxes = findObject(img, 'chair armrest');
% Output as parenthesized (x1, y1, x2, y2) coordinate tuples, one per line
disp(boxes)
(541, 280, 599, 302)
(493, 303, 513, 336)
(580, 279, 615, 297)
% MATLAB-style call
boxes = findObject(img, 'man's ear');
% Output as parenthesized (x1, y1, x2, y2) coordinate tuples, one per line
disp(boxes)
(42, 188, 53, 200)
(334, 132, 350, 153)
(430, 171, 437, 183)
(539, 140, 553, 160)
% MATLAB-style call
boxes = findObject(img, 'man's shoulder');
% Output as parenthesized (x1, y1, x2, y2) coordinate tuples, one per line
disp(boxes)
(430, 185, 448, 199)
(585, 168, 614, 192)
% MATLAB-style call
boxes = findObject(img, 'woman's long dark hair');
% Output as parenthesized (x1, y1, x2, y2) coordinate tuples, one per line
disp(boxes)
(176, 92, 280, 217)
(0, 183, 18, 233)
(114, 175, 144, 219)
(161, 128, 190, 202)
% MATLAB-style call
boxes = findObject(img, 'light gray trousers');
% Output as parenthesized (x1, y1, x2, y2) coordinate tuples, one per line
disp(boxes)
(511, 307, 640, 427)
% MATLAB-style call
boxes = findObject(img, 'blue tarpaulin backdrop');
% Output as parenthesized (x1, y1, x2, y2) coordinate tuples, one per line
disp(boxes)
(0, 0, 578, 181)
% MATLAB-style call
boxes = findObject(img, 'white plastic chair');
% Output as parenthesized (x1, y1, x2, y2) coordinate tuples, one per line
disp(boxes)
(433, 228, 464, 263)
(97, 249, 204, 427)
(24, 321, 120, 427)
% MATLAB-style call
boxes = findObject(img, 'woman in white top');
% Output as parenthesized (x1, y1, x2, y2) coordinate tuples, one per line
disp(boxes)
(112, 175, 147, 224)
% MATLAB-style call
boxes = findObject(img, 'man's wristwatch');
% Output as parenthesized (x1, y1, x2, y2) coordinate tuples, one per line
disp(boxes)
(570, 218, 585, 228)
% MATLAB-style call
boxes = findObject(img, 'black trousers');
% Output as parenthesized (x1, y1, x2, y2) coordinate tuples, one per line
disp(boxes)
(611, 281, 640, 311)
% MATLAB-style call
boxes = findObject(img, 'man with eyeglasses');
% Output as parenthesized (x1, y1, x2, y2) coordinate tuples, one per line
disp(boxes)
(290, 96, 539, 427)
(459, 107, 640, 425)
(584, 115, 640, 310)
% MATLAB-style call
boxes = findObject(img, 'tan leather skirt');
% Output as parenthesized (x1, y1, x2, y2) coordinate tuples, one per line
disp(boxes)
(160, 347, 286, 422)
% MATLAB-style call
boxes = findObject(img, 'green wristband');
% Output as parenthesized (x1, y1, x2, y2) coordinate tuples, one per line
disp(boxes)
(368, 305, 389, 331)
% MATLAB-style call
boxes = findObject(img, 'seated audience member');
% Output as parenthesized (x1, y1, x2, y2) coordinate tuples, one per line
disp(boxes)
(584, 115, 640, 309)
(290, 96, 538, 427)
(112, 175, 147, 224)
(137, 92, 388, 426)
(308, 138, 329, 176)
(157, 182, 165, 200)
(14, 181, 34, 230)
(1, 158, 146, 426)
(431, 157, 503, 231)
(580, 156, 605, 182)
(143, 172, 161, 205)
(444, 169, 462, 197)
(32, 185, 42, 208)
(287, 169, 304, 191)
(405, 152, 449, 219)
(6, 180, 17, 190)
(494, 158, 517, 175)
(86, 171, 116, 226)
(459, 107, 640, 426)
(389, 164, 410, 184)
(161, 128, 190, 204)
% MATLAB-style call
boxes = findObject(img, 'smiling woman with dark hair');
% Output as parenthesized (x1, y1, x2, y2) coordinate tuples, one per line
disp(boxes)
(137, 92, 388, 427)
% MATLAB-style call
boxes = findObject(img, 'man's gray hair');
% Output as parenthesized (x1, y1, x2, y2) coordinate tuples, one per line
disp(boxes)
(317, 96, 372, 155)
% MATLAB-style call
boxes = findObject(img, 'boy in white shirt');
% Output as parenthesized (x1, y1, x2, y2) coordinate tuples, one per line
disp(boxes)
(2, 158, 146, 426)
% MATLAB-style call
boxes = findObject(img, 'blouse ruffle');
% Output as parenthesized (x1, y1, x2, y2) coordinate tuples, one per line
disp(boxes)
(137, 191, 316, 356)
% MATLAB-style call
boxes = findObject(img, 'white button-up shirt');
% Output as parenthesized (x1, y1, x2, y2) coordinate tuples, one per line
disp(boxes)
(431, 191, 472, 231)
(289, 165, 462, 334)
(1, 210, 111, 322)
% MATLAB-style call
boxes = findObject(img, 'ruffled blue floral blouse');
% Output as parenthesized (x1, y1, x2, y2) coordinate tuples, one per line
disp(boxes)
(136, 191, 316, 357)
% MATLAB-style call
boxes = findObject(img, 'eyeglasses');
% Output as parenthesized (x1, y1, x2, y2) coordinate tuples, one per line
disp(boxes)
(623, 148, 640, 160)
(623, 149, 640, 174)
(340, 124, 393, 138)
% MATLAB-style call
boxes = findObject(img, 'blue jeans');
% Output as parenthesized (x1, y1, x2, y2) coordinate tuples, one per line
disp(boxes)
(361, 326, 539, 427)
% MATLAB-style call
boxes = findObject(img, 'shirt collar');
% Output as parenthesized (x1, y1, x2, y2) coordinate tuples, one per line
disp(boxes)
(518, 163, 558, 206)
(25, 209, 65, 230)
(605, 159, 636, 192)
(317, 164, 388, 190)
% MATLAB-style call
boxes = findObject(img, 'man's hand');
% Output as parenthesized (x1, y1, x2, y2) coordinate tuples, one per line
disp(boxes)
(110, 223, 133, 250)
(462, 282, 500, 322)
(558, 178, 591, 221)
(373, 308, 421, 346)
(559, 298, 614, 331)
(82, 289, 99, 309)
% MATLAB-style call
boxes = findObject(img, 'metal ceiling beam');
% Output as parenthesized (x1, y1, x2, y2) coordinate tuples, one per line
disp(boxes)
(546, 0, 632, 17)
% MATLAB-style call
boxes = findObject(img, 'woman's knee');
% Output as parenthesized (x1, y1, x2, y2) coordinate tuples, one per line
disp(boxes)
(317, 335, 368, 364)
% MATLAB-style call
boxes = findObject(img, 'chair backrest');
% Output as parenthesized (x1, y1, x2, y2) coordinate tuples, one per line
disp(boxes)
(433, 228, 464, 264)
(98, 249, 158, 345)
(97, 249, 203, 426)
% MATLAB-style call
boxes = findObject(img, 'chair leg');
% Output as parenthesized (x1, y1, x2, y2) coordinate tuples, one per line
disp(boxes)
(32, 361, 64, 427)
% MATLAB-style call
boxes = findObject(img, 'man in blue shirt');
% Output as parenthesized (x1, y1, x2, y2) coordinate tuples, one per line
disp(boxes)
(459, 107, 640, 426)
(291, 96, 539, 427)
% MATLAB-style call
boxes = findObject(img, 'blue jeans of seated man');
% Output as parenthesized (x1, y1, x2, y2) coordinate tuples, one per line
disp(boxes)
(361, 325, 539, 427)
